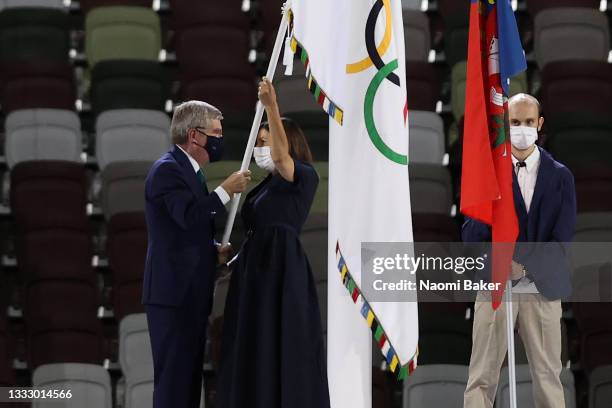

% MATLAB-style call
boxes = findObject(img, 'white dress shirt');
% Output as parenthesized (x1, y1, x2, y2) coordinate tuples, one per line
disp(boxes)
(176, 145, 231, 205)
(511, 146, 540, 293)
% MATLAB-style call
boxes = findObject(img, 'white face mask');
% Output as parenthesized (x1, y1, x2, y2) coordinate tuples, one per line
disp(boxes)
(510, 125, 538, 150)
(254, 146, 275, 172)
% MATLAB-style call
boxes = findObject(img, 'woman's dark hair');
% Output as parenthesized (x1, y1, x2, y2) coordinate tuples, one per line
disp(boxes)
(260, 117, 313, 163)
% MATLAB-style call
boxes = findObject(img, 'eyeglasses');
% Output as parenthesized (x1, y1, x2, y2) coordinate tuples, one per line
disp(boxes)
(194, 127, 223, 138)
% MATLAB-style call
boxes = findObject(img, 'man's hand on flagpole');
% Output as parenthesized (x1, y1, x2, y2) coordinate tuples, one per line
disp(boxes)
(217, 243, 234, 266)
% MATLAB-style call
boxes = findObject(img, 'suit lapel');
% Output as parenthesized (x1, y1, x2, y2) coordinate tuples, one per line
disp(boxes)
(170, 145, 205, 198)
(527, 147, 553, 240)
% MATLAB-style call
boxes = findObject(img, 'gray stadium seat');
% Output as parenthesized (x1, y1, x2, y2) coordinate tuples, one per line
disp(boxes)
(275, 60, 321, 114)
(119, 314, 152, 381)
(497, 365, 576, 408)
(403, 9, 430, 61)
(32, 363, 112, 408)
(124, 368, 153, 408)
(409, 110, 445, 164)
(589, 365, 612, 408)
(534, 8, 610, 69)
(409, 164, 453, 215)
(5, 109, 82, 168)
(402, 0, 422, 10)
(0, 0, 64, 8)
(100, 161, 151, 220)
(95, 109, 170, 171)
(403, 364, 469, 408)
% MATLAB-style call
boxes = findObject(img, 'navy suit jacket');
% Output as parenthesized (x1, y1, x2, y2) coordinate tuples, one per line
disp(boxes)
(462, 147, 577, 300)
(142, 145, 225, 306)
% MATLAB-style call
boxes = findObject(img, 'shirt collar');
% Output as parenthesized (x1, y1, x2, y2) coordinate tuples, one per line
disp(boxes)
(512, 146, 540, 174)
(176, 144, 200, 173)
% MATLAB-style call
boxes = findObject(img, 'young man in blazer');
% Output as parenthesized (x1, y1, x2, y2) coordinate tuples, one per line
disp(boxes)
(143, 101, 251, 408)
(463, 94, 576, 408)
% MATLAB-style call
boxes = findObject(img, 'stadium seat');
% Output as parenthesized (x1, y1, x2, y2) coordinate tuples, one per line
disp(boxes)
(275, 60, 322, 114)
(25, 280, 103, 369)
(589, 366, 612, 408)
(412, 214, 460, 242)
(90, 60, 169, 117)
(5, 109, 82, 168)
(169, 0, 248, 30)
(80, 0, 152, 14)
(32, 363, 112, 408)
(179, 78, 257, 117)
(408, 110, 445, 165)
(108, 213, 147, 320)
(222, 114, 252, 161)
(100, 161, 151, 221)
(119, 313, 152, 380)
(124, 369, 155, 408)
(451, 62, 527, 121)
(534, 8, 609, 69)
(403, 9, 430, 61)
(311, 162, 328, 214)
(259, 0, 285, 56)
(497, 365, 576, 408)
(417, 304, 473, 365)
(547, 114, 612, 170)
(540, 61, 612, 119)
(527, 0, 601, 18)
(444, 14, 469, 67)
(436, 0, 469, 22)
(284, 111, 329, 161)
(406, 61, 440, 111)
(85, 6, 161, 68)
(401, 0, 422, 10)
(0, 7, 69, 63)
(409, 164, 453, 215)
(575, 212, 612, 242)
(10, 161, 88, 232)
(573, 166, 612, 213)
(0, 63, 75, 113)
(0, 0, 64, 9)
(95, 109, 170, 170)
(403, 364, 469, 408)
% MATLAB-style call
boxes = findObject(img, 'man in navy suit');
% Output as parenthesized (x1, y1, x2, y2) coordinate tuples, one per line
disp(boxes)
(143, 101, 251, 408)
(463, 94, 576, 408)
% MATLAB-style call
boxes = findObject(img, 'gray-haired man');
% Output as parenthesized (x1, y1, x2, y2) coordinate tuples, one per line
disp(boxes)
(143, 101, 251, 408)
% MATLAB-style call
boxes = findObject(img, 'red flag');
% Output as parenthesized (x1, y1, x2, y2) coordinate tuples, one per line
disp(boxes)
(461, 0, 523, 308)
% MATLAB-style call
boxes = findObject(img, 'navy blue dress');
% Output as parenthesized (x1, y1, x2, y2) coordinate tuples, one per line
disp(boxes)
(216, 159, 330, 408)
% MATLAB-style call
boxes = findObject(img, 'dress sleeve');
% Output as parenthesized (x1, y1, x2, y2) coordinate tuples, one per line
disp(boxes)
(277, 159, 319, 199)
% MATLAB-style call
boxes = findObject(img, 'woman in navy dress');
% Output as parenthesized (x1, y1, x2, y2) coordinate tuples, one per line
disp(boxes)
(215, 79, 330, 408)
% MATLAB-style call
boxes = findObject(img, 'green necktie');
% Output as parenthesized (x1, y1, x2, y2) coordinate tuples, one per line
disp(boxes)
(196, 169, 208, 193)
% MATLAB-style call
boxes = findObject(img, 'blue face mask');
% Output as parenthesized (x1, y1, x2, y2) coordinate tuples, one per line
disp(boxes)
(204, 136, 224, 162)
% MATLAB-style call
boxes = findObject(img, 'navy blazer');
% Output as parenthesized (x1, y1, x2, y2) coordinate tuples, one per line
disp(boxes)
(142, 145, 225, 306)
(462, 147, 577, 300)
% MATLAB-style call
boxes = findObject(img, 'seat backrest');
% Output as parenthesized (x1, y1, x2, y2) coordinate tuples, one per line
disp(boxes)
(408, 110, 445, 164)
(276, 78, 322, 114)
(169, 0, 247, 29)
(85, 6, 161, 67)
(575, 212, 612, 242)
(124, 368, 154, 408)
(403, 364, 469, 408)
(80, 0, 152, 13)
(497, 365, 575, 408)
(401, 0, 422, 10)
(527, 0, 600, 18)
(0, 0, 65, 9)
(589, 365, 612, 408)
(0, 8, 69, 63)
(406, 61, 439, 111)
(107, 212, 148, 283)
(534, 8, 609, 69)
(32, 363, 112, 408)
(403, 9, 430, 61)
(101, 161, 151, 220)
(409, 164, 453, 214)
(5, 109, 82, 168)
(119, 313, 152, 381)
(95, 109, 170, 170)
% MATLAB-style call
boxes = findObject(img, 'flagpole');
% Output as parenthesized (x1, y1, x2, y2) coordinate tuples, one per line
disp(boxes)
(505, 280, 518, 408)
(221, 0, 291, 245)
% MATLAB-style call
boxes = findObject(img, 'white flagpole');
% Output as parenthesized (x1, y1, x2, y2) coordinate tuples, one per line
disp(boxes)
(505, 280, 518, 408)
(221, 0, 292, 245)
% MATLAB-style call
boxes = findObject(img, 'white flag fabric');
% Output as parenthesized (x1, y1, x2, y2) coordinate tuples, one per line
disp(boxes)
(287, 0, 418, 404)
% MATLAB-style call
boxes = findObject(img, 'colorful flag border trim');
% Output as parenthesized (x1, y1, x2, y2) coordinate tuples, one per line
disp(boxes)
(335, 241, 418, 380)
(287, 35, 344, 126)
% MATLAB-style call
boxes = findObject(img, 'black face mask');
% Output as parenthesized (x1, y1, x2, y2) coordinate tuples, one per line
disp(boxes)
(194, 136, 224, 162)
